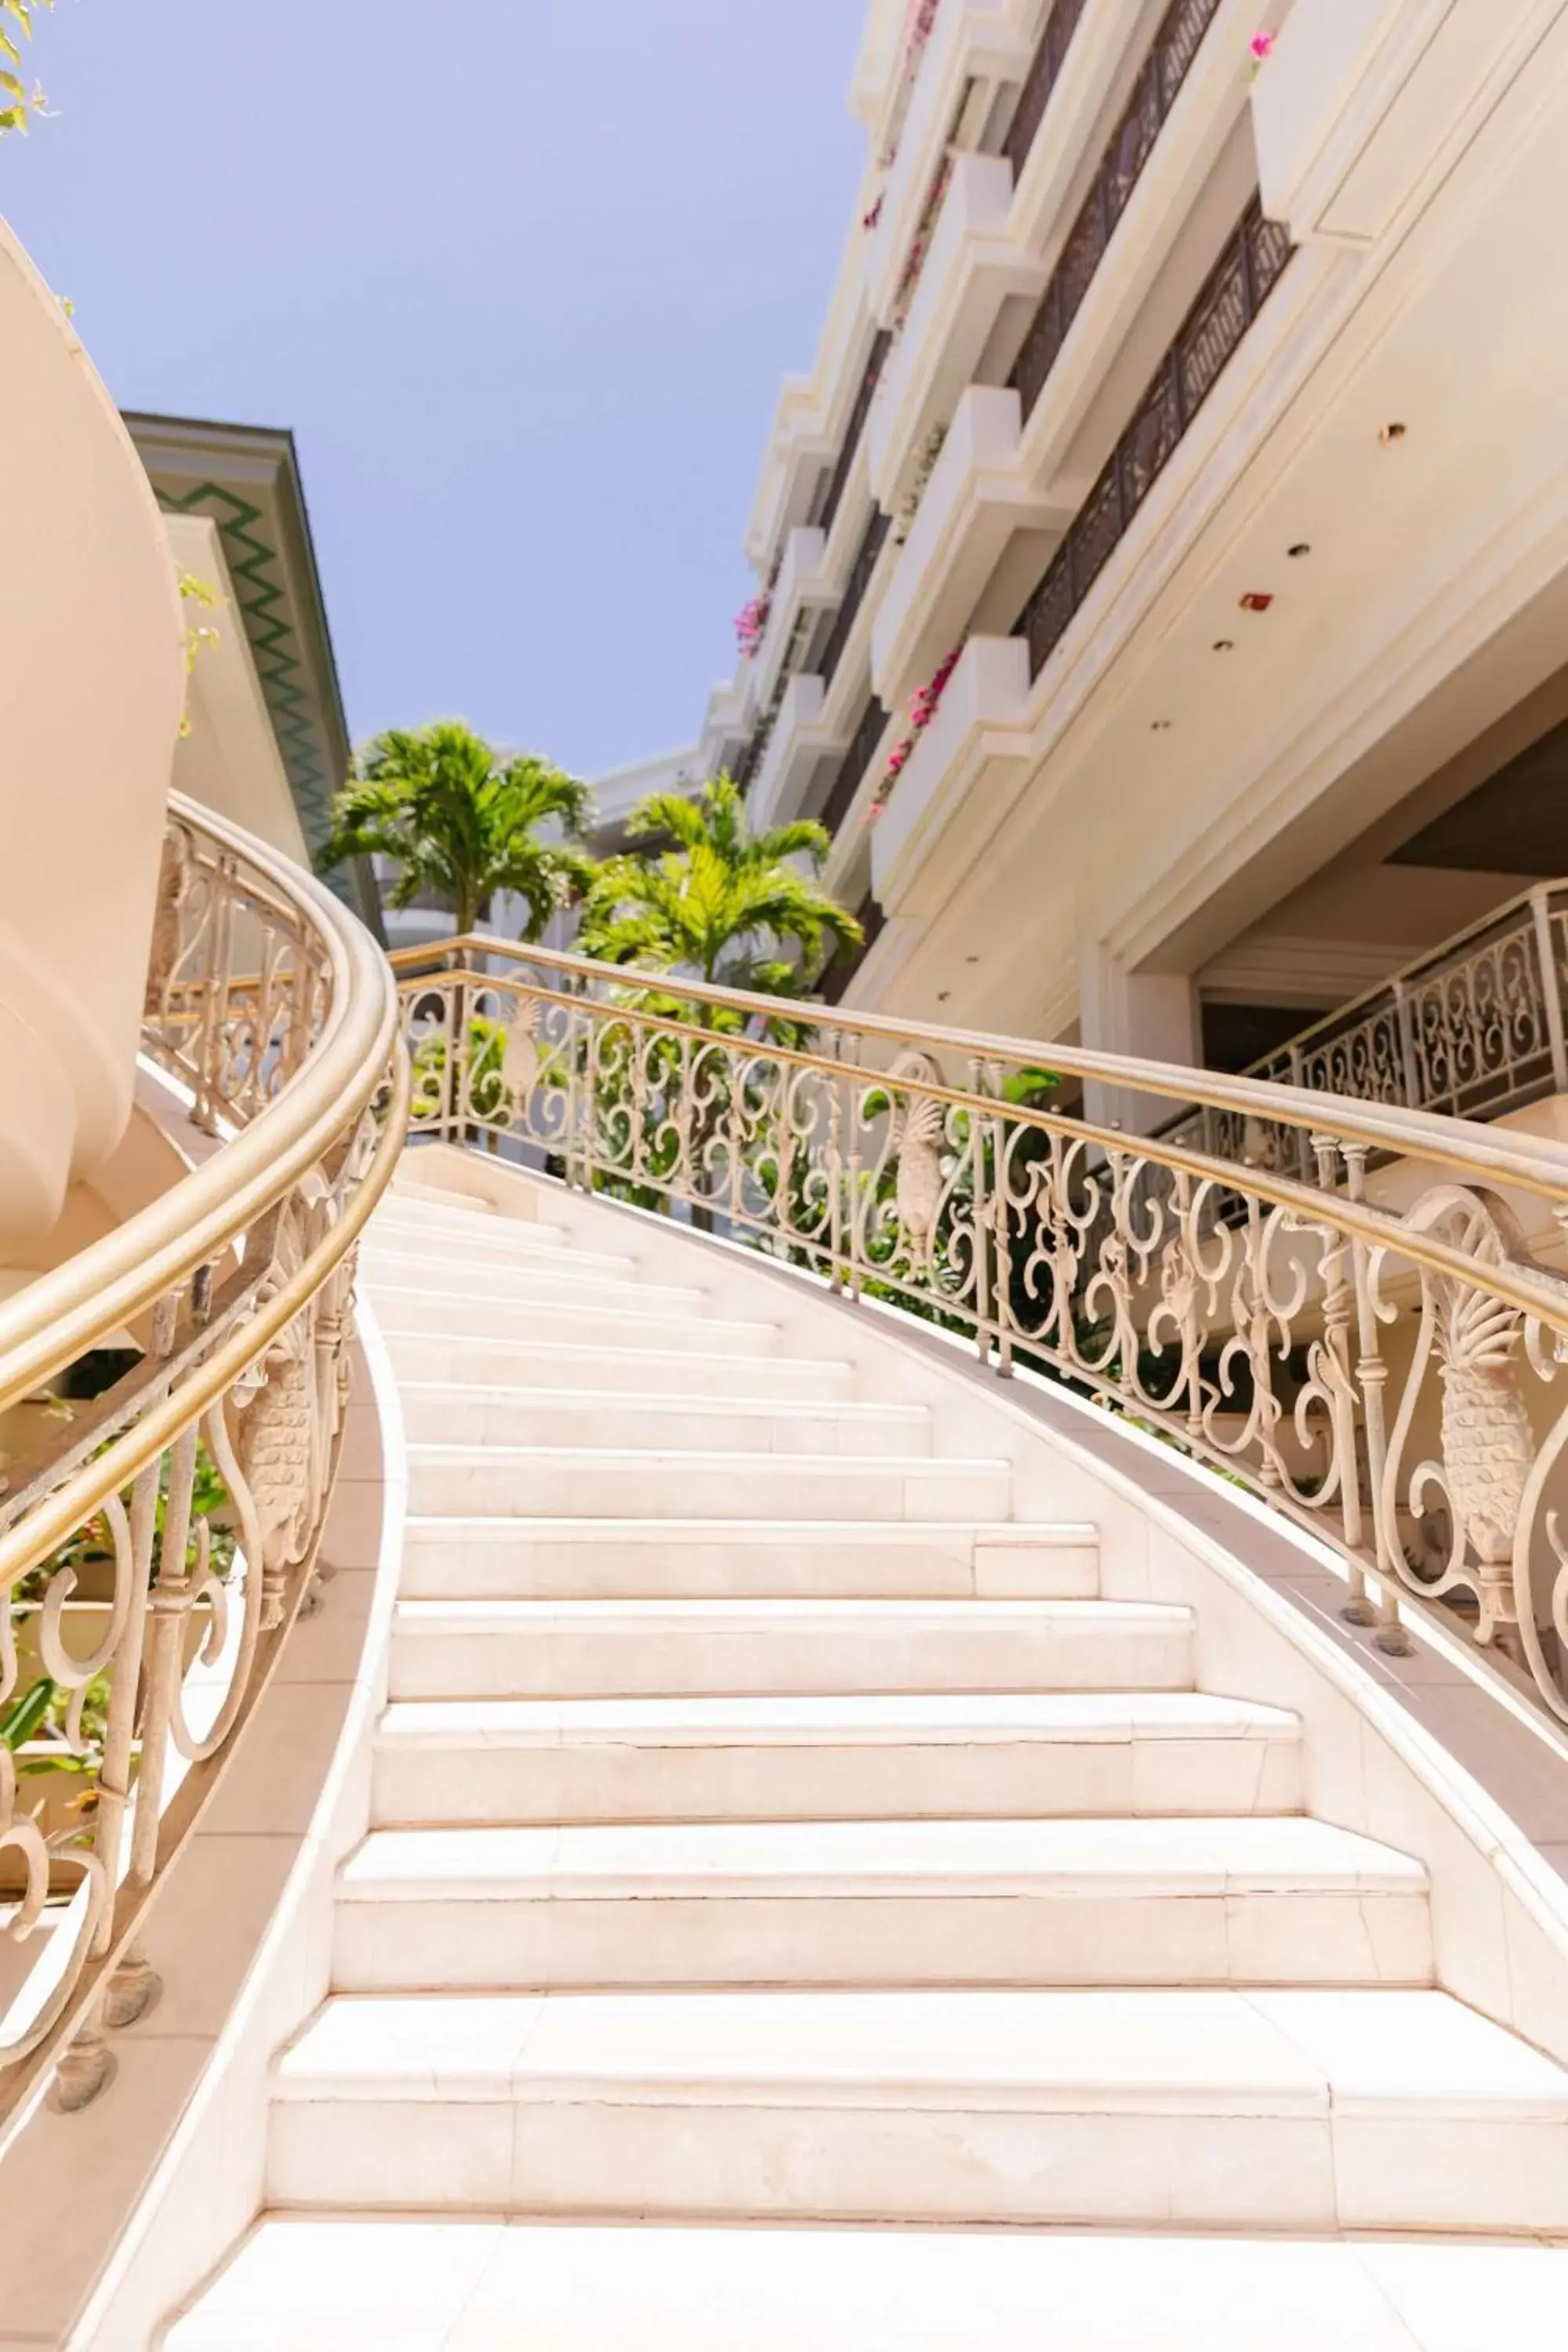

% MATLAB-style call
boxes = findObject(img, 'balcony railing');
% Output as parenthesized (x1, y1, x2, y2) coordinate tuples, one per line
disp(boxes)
(1010, 0, 1223, 421)
(1001, 0, 1091, 180)
(1017, 194, 1292, 678)
(820, 695, 891, 838)
(398, 933, 1568, 1734)
(1165, 884, 1568, 1184)
(0, 797, 405, 2116)
(819, 506, 893, 686)
(814, 332, 893, 540)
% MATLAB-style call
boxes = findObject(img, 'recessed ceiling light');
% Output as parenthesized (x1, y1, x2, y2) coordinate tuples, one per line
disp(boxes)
(964, 955, 980, 964)
(1288, 542, 1311, 558)
(1213, 638, 1235, 652)
(936, 990, 951, 1003)
(1380, 422, 1407, 445)
(1150, 719, 1171, 732)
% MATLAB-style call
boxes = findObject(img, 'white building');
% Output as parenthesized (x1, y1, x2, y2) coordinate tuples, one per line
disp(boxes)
(703, 0, 1568, 1116)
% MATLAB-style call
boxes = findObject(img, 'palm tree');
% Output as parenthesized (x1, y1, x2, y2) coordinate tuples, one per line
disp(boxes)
(320, 720, 594, 939)
(579, 773, 861, 995)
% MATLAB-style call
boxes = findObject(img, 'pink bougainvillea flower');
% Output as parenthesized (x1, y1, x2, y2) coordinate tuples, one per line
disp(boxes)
(1249, 31, 1274, 61)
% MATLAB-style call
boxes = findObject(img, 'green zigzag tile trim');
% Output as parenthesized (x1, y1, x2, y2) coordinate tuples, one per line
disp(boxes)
(157, 481, 339, 862)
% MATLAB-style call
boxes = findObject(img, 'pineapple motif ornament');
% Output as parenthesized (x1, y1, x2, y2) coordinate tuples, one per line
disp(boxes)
(1434, 1274, 1534, 1645)
(887, 1050, 946, 1267)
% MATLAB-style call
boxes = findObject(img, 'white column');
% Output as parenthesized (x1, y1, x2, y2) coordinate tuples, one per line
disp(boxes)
(1077, 944, 1201, 1136)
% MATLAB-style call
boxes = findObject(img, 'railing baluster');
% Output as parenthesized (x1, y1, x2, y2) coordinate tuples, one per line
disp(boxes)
(1530, 885, 1568, 1094)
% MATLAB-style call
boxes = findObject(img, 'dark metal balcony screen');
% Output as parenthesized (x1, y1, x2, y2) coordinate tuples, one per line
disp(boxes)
(1002, 0, 1091, 180)
(821, 696, 891, 840)
(1010, 0, 1222, 422)
(822, 892, 887, 1004)
(819, 507, 891, 687)
(1017, 198, 1293, 680)
(815, 331, 893, 539)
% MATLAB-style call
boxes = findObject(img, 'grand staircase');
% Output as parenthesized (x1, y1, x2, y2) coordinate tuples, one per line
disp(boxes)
(167, 1167, 1568, 2349)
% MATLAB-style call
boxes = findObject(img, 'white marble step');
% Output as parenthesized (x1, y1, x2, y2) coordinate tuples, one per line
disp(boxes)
(382, 1328, 855, 1400)
(397, 1383, 932, 1457)
(387, 1597, 1192, 1702)
(365, 1248, 704, 1316)
(399, 1374, 926, 1449)
(386, 1178, 506, 1217)
(405, 1446, 1012, 1523)
(368, 1217, 630, 1273)
(333, 1817, 1430, 1991)
(397, 1517, 1099, 1602)
(369, 1287, 780, 1352)
(267, 1987, 1568, 2231)
(162, 2214, 1568, 2352)
(372, 1690, 1301, 1825)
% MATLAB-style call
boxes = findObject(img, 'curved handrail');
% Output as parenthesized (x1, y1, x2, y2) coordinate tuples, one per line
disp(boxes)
(387, 934, 1568, 1204)
(0, 796, 399, 1414)
(0, 797, 406, 2117)
(395, 933, 1568, 1731)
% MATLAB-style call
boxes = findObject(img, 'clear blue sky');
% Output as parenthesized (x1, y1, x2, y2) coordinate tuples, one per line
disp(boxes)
(0, 1, 866, 776)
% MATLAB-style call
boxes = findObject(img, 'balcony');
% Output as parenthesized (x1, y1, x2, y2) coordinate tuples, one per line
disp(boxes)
(819, 691, 895, 845)
(1253, 0, 1534, 251)
(1000, 0, 1092, 183)
(1017, 195, 1293, 680)
(748, 673, 837, 831)
(871, 634, 1033, 916)
(818, 504, 894, 708)
(1010, 0, 1225, 423)
(862, 3, 1033, 328)
(750, 525, 835, 710)
(872, 383, 1069, 711)
(815, 330, 892, 542)
(866, 152, 1047, 517)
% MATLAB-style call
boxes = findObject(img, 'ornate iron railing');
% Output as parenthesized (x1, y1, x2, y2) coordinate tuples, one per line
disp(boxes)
(814, 332, 893, 542)
(0, 797, 405, 2118)
(1174, 886, 1568, 1162)
(819, 507, 893, 687)
(395, 934, 1568, 1733)
(1010, 0, 1223, 421)
(1002, 0, 1091, 180)
(1018, 195, 1292, 677)
(820, 696, 892, 840)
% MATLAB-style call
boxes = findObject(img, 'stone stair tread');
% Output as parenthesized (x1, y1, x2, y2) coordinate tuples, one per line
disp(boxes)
(369, 1290, 781, 1343)
(401, 1515, 1091, 1544)
(161, 2216, 1568, 2352)
(369, 1220, 628, 1264)
(402, 1446, 1010, 1472)
(376, 1689, 1295, 1745)
(366, 1260, 706, 1310)
(340, 1816, 1426, 1899)
(396, 1381, 928, 1425)
(380, 1333, 855, 1384)
(273, 1987, 1568, 2118)
(393, 1595, 1180, 1628)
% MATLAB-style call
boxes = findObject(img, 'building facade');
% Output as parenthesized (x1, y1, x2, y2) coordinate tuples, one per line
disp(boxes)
(700, 0, 1568, 1116)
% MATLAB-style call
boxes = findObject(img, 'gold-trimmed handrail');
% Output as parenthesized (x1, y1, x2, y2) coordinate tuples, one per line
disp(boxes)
(0, 796, 405, 2118)
(0, 797, 399, 1416)
(390, 933, 1568, 1204)
(395, 931, 1568, 1732)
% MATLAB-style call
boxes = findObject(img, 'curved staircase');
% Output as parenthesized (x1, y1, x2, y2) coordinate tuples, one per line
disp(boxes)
(166, 1167, 1568, 2350)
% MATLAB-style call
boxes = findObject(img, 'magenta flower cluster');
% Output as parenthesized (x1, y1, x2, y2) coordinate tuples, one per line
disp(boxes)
(868, 644, 962, 823)
(735, 595, 770, 658)
(1249, 30, 1275, 61)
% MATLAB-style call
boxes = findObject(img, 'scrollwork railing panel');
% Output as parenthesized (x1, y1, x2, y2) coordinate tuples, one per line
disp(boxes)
(395, 938, 1568, 1736)
(0, 797, 404, 2117)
